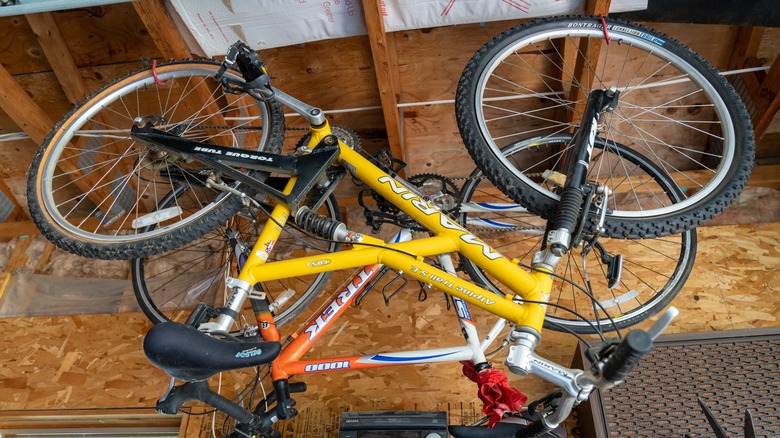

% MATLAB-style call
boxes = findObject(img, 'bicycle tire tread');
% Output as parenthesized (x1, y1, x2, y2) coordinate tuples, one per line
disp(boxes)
(27, 59, 287, 260)
(456, 15, 755, 239)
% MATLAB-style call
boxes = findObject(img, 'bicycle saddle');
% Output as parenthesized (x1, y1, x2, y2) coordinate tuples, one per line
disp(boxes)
(143, 322, 281, 382)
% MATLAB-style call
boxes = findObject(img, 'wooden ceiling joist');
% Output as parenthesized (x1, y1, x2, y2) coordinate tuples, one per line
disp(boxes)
(727, 25, 780, 143)
(0, 66, 54, 147)
(25, 12, 91, 105)
(132, 0, 192, 60)
(362, 0, 407, 170)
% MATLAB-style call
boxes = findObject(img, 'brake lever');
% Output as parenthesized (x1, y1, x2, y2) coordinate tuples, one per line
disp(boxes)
(646, 306, 679, 341)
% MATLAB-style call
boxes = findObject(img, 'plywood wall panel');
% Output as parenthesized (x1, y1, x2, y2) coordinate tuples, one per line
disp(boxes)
(1, 5, 157, 76)
(51, 5, 158, 66)
(395, 20, 526, 104)
(260, 36, 381, 112)
(0, 222, 776, 416)
(0, 16, 51, 75)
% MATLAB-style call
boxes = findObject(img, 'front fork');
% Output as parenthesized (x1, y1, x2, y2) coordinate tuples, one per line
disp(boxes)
(499, 88, 621, 427)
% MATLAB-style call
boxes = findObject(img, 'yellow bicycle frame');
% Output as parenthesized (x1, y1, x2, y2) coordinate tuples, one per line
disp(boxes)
(236, 122, 552, 341)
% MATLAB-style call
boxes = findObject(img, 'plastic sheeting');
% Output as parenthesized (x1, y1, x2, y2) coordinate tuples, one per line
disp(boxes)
(0, 271, 140, 318)
(167, 0, 648, 56)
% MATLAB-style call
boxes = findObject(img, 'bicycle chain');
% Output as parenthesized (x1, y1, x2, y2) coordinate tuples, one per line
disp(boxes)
(403, 172, 547, 234)
(192, 125, 311, 131)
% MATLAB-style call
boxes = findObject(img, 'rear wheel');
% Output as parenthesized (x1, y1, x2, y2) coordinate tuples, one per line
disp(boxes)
(132, 190, 341, 328)
(28, 60, 285, 260)
(459, 137, 696, 333)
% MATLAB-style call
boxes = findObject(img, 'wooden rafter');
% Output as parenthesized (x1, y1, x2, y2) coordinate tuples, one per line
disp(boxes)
(726, 25, 780, 142)
(0, 66, 54, 147)
(566, 0, 612, 122)
(25, 12, 91, 105)
(132, 0, 191, 60)
(361, 0, 406, 172)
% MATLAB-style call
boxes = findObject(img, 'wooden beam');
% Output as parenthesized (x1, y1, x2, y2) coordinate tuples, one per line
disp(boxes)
(0, 65, 55, 147)
(132, 0, 192, 59)
(0, 408, 181, 430)
(361, 0, 406, 171)
(727, 26, 763, 72)
(34, 241, 57, 274)
(0, 221, 39, 239)
(25, 12, 91, 105)
(585, 0, 612, 15)
(565, 1, 612, 122)
(2, 234, 34, 276)
(725, 26, 779, 142)
(751, 56, 780, 141)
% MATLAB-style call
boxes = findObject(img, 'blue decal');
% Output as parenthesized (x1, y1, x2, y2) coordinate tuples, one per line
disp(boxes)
(370, 351, 457, 362)
(477, 202, 517, 210)
(454, 298, 473, 321)
(478, 218, 516, 229)
(236, 348, 263, 358)
(638, 31, 665, 46)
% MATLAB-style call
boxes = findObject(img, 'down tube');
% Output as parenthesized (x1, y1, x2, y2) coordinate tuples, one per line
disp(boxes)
(338, 146, 547, 300)
(337, 145, 550, 319)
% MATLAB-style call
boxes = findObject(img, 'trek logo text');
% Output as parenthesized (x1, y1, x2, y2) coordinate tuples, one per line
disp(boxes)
(303, 267, 376, 340)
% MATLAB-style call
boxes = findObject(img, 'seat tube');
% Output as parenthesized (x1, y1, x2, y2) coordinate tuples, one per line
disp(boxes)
(201, 178, 296, 334)
(209, 121, 336, 334)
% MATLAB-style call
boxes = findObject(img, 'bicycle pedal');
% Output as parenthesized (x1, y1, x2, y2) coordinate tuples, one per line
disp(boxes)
(185, 303, 218, 327)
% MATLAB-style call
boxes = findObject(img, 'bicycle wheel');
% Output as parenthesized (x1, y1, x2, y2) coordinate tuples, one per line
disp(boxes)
(459, 137, 696, 334)
(28, 59, 286, 260)
(132, 190, 341, 328)
(456, 15, 754, 239)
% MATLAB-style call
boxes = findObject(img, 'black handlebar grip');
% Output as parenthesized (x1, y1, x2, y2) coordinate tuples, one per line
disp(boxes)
(157, 381, 255, 425)
(601, 330, 652, 383)
(514, 418, 553, 438)
(157, 382, 204, 415)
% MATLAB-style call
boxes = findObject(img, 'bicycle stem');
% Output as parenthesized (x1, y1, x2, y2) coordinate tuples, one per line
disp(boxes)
(507, 306, 679, 430)
(268, 87, 327, 126)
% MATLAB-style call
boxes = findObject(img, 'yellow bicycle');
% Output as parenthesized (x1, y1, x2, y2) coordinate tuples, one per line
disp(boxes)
(27, 15, 754, 437)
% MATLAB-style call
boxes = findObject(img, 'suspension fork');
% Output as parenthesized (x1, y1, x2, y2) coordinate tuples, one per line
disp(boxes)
(543, 88, 616, 261)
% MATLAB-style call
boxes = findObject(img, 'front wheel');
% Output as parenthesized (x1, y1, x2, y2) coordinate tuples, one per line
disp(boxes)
(456, 15, 754, 238)
(27, 59, 285, 260)
(459, 137, 697, 334)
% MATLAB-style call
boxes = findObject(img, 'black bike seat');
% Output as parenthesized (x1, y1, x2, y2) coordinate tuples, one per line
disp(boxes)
(143, 322, 281, 382)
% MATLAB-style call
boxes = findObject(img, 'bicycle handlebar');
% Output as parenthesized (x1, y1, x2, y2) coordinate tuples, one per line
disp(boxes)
(506, 307, 677, 437)
(506, 332, 652, 437)
(600, 330, 652, 383)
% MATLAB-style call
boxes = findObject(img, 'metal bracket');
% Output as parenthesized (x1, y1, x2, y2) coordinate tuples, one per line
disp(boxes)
(130, 124, 342, 213)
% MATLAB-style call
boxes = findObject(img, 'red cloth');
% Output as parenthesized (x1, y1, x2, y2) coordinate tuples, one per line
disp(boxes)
(461, 361, 528, 428)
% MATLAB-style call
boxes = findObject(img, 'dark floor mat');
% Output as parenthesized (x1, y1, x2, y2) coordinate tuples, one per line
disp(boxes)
(575, 327, 780, 437)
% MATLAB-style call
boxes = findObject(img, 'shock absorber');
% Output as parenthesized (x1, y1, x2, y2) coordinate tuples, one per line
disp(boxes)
(548, 89, 610, 255)
(295, 206, 359, 242)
